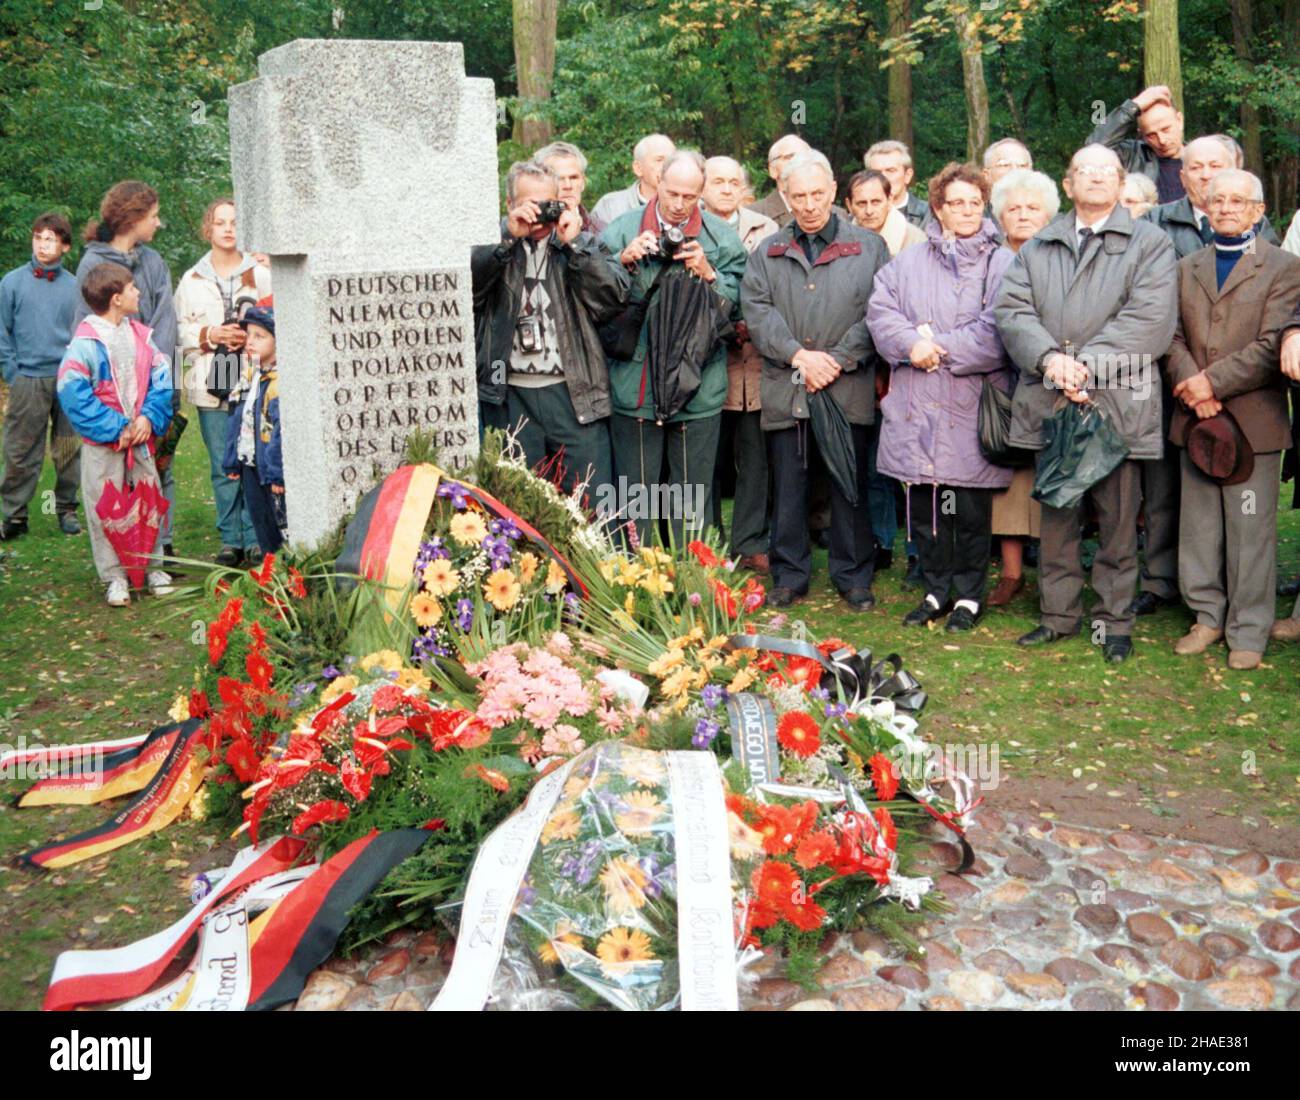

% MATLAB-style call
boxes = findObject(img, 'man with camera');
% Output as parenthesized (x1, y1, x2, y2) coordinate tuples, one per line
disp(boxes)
(472, 160, 630, 498)
(599, 150, 748, 546)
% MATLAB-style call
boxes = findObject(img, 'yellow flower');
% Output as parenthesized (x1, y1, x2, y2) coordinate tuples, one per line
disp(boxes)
(483, 568, 522, 612)
(615, 790, 665, 835)
(540, 808, 582, 845)
(537, 929, 586, 964)
(624, 590, 636, 615)
(620, 751, 667, 789)
(395, 666, 431, 692)
(563, 775, 590, 800)
(599, 858, 649, 914)
(660, 666, 694, 699)
(168, 693, 190, 722)
(616, 559, 645, 586)
(646, 648, 685, 678)
(638, 546, 672, 567)
(360, 650, 403, 674)
(638, 570, 673, 597)
(449, 510, 488, 546)
(704, 634, 729, 652)
(410, 592, 443, 628)
(186, 784, 209, 823)
(692, 667, 711, 690)
(544, 558, 567, 594)
(421, 558, 461, 597)
(321, 674, 359, 704)
(729, 666, 756, 692)
(517, 552, 540, 584)
(698, 653, 722, 672)
(598, 557, 618, 583)
(596, 927, 656, 977)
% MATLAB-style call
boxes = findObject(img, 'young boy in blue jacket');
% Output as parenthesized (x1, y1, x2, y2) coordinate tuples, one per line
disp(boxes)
(222, 306, 284, 555)
(56, 262, 174, 606)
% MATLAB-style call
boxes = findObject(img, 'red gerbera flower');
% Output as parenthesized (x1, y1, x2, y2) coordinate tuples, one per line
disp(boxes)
(874, 805, 898, 851)
(783, 898, 827, 932)
(246, 650, 274, 693)
(207, 624, 230, 667)
(291, 799, 350, 835)
(225, 737, 261, 783)
(247, 621, 268, 652)
(687, 540, 719, 567)
(869, 752, 899, 802)
(776, 710, 821, 758)
(711, 579, 737, 617)
(794, 829, 837, 870)
(251, 553, 276, 587)
(752, 860, 800, 912)
(755, 801, 818, 855)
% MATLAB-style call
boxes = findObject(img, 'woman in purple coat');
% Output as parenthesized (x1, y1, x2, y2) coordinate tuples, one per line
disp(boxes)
(866, 162, 1015, 632)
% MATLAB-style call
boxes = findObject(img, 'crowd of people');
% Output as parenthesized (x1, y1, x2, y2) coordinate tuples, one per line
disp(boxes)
(0, 183, 281, 605)
(3, 86, 1300, 668)
(469, 84, 1300, 669)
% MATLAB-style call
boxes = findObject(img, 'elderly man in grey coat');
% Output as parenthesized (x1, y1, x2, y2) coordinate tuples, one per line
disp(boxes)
(741, 151, 889, 612)
(590, 134, 676, 229)
(995, 144, 1178, 662)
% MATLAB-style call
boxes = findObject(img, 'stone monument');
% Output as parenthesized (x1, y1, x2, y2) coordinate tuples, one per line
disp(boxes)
(228, 39, 499, 547)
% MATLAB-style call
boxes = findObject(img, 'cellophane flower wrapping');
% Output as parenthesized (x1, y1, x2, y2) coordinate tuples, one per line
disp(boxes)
(485, 741, 756, 1011)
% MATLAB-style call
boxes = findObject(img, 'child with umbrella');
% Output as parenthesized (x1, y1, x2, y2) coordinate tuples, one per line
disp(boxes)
(56, 262, 175, 606)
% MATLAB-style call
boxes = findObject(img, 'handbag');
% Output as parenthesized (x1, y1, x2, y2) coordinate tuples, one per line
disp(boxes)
(1031, 399, 1130, 509)
(977, 378, 1035, 467)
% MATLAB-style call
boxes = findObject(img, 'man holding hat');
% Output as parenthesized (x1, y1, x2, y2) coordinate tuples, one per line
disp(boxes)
(1166, 169, 1300, 669)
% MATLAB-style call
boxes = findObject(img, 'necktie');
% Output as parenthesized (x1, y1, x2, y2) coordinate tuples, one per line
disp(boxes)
(1076, 227, 1094, 267)
(1198, 217, 1214, 244)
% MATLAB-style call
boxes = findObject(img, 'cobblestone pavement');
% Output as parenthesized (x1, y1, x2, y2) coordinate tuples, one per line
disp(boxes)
(293, 808, 1300, 1011)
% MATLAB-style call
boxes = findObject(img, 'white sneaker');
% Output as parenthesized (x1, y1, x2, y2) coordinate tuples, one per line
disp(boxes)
(106, 578, 130, 607)
(147, 570, 175, 596)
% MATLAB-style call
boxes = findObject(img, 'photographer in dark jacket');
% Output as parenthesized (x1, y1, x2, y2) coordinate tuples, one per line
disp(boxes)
(473, 160, 630, 497)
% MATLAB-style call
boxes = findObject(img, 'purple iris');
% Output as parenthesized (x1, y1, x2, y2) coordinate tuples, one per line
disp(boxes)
(489, 517, 521, 542)
(824, 701, 847, 720)
(455, 598, 474, 632)
(701, 684, 727, 710)
(437, 483, 469, 510)
(810, 686, 830, 703)
(561, 841, 602, 886)
(481, 535, 512, 569)
(322, 665, 340, 681)
(692, 718, 720, 749)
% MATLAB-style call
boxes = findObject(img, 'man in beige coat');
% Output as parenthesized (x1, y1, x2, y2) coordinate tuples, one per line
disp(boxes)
(704, 156, 778, 570)
(1166, 169, 1300, 669)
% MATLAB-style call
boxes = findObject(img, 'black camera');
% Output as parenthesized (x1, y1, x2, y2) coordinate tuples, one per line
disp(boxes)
(657, 224, 686, 259)
(535, 199, 566, 224)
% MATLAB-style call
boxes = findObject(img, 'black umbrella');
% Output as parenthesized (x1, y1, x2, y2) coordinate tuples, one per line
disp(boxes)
(644, 266, 730, 422)
(807, 387, 859, 506)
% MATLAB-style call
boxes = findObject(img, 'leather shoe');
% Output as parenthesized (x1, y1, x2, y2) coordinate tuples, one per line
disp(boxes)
(58, 512, 81, 535)
(945, 605, 980, 633)
(1227, 649, 1262, 670)
(1128, 591, 1176, 616)
(1270, 617, 1300, 642)
(1102, 635, 1133, 663)
(1279, 575, 1300, 597)
(903, 556, 923, 589)
(874, 546, 894, 572)
(904, 597, 951, 627)
(1017, 624, 1072, 647)
(737, 552, 769, 574)
(767, 586, 803, 609)
(987, 573, 1024, 607)
(811, 528, 830, 549)
(0, 519, 28, 540)
(1173, 623, 1223, 656)
(840, 587, 875, 612)
(215, 545, 244, 568)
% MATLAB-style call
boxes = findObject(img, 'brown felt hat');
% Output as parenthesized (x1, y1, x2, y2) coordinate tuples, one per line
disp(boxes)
(1187, 409, 1254, 486)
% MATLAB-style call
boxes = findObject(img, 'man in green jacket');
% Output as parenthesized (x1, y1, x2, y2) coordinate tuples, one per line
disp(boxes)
(599, 150, 747, 546)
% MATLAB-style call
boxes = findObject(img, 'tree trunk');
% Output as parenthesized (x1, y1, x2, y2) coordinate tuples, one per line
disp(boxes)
(1143, 0, 1184, 110)
(954, 9, 989, 163)
(1271, 0, 1299, 216)
(1229, 0, 1264, 173)
(887, 0, 913, 148)
(512, 0, 557, 146)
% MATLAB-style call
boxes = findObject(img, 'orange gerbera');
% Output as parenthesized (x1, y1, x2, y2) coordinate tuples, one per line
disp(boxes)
(752, 860, 801, 912)
(483, 568, 521, 612)
(794, 829, 837, 870)
(755, 801, 817, 855)
(874, 805, 898, 851)
(776, 710, 821, 758)
(869, 752, 899, 802)
(595, 927, 656, 977)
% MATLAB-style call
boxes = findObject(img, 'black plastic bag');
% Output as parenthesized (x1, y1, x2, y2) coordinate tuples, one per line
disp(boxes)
(1031, 400, 1130, 509)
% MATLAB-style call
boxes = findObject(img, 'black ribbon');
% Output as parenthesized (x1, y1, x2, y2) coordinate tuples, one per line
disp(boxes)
(725, 634, 928, 716)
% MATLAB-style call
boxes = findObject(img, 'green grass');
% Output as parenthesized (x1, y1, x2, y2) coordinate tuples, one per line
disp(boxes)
(1, 416, 1298, 1009)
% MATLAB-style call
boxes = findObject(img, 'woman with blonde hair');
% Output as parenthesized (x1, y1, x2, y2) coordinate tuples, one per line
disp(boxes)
(174, 198, 271, 565)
